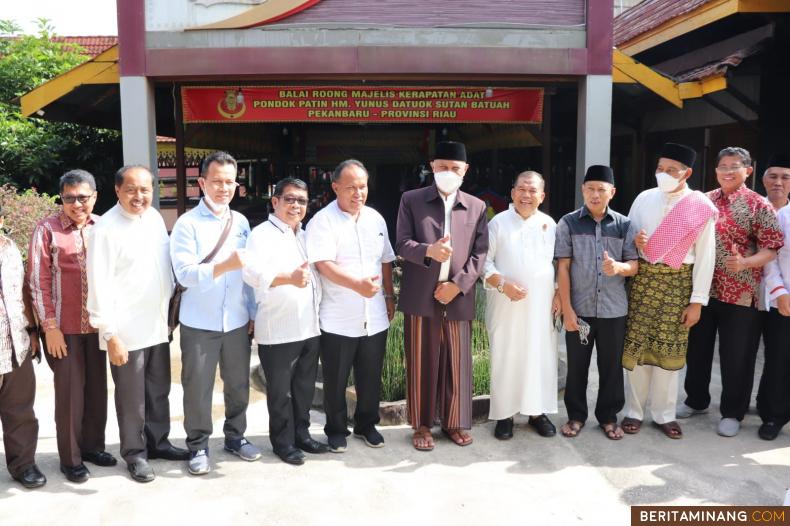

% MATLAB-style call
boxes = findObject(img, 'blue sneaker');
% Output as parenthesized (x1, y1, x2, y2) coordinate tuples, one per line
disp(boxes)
(224, 437, 262, 461)
(188, 449, 210, 476)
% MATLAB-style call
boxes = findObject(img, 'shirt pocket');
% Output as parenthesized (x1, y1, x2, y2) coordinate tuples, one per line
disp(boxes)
(602, 237, 625, 260)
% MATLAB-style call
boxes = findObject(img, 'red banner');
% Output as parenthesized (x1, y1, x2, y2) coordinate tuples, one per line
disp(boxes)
(181, 86, 543, 124)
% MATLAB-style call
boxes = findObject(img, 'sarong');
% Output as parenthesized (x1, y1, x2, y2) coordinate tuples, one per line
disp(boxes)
(623, 260, 693, 371)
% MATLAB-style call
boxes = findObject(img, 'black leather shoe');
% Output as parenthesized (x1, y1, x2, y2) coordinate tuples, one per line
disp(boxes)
(759, 421, 783, 441)
(147, 445, 190, 461)
(82, 450, 118, 467)
(276, 448, 305, 466)
(296, 437, 331, 454)
(13, 464, 46, 489)
(127, 459, 155, 483)
(528, 414, 557, 437)
(494, 418, 514, 440)
(60, 463, 90, 483)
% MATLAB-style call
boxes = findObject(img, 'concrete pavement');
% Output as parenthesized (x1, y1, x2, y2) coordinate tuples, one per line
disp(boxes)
(1, 331, 789, 525)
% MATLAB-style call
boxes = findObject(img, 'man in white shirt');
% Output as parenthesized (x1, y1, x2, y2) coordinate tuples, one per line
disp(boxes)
(243, 178, 329, 465)
(170, 151, 260, 476)
(306, 159, 396, 453)
(621, 143, 716, 439)
(87, 165, 187, 483)
(484, 171, 561, 440)
(757, 153, 790, 440)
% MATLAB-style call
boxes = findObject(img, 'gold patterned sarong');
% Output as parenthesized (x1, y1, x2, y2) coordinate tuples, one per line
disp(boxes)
(623, 260, 693, 371)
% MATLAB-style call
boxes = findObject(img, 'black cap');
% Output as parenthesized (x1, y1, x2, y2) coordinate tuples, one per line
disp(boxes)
(659, 142, 697, 168)
(434, 141, 467, 163)
(583, 165, 615, 185)
(766, 153, 790, 169)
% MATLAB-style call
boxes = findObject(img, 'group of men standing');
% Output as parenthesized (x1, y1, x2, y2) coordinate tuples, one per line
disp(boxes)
(1, 139, 789, 489)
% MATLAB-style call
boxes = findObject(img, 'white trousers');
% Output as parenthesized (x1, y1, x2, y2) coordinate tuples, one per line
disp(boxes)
(623, 365, 679, 424)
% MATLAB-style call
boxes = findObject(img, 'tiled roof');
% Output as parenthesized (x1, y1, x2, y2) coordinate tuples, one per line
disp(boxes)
(614, 0, 714, 47)
(51, 36, 117, 57)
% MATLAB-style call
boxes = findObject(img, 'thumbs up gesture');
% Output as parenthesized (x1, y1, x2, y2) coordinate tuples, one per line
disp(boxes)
(427, 233, 453, 263)
(355, 274, 382, 298)
(635, 229, 648, 251)
(290, 261, 310, 288)
(602, 250, 619, 276)
(725, 243, 747, 273)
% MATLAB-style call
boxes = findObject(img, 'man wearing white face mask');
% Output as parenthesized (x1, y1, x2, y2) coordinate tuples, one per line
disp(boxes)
(620, 143, 717, 439)
(396, 141, 489, 451)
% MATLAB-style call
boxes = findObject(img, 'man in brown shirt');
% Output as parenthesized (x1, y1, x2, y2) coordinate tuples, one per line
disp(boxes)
(28, 169, 116, 483)
(396, 141, 488, 451)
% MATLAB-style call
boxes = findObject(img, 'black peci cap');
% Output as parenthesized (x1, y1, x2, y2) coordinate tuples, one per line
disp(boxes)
(434, 141, 467, 163)
(659, 142, 697, 168)
(583, 165, 615, 185)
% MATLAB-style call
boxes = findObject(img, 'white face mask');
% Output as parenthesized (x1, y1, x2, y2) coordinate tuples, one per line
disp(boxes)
(202, 191, 228, 214)
(655, 171, 682, 193)
(434, 171, 463, 195)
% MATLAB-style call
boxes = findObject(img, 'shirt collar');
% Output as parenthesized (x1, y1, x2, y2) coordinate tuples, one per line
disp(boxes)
(712, 184, 750, 203)
(57, 210, 95, 230)
(117, 203, 144, 221)
(425, 184, 469, 209)
(331, 199, 365, 220)
(579, 205, 614, 221)
(268, 213, 300, 234)
(197, 198, 229, 220)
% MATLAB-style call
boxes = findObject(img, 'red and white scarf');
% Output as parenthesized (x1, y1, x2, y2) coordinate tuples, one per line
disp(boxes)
(643, 191, 718, 269)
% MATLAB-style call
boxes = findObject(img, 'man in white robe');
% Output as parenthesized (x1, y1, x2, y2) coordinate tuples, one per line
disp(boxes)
(484, 171, 561, 439)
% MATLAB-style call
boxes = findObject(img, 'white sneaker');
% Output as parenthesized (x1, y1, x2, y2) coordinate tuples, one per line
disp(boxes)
(676, 403, 708, 419)
(188, 449, 210, 475)
(717, 418, 740, 437)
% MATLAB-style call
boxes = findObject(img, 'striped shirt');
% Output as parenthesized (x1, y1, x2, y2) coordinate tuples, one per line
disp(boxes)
(0, 236, 32, 374)
(28, 211, 98, 334)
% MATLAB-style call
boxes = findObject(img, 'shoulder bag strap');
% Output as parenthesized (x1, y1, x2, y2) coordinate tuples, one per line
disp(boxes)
(200, 211, 235, 264)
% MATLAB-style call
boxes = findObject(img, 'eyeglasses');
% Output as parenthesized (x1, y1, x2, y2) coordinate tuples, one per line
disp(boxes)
(715, 164, 746, 173)
(281, 195, 309, 206)
(60, 194, 94, 204)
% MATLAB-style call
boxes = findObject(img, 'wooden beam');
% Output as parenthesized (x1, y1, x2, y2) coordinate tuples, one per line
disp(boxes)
(612, 49, 683, 107)
(678, 76, 728, 99)
(612, 68, 637, 83)
(738, 0, 790, 13)
(620, 0, 739, 55)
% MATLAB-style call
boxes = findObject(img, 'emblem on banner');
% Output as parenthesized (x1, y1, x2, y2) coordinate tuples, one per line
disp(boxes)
(217, 89, 247, 119)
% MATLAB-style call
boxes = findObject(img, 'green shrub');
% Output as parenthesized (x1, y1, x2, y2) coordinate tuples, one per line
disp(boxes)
(0, 184, 59, 260)
(379, 283, 491, 401)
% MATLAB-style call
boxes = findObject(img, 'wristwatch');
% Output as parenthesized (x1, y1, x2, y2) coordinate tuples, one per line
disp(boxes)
(497, 278, 505, 294)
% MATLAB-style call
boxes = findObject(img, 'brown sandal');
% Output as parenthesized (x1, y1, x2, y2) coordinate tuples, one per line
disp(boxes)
(600, 422, 624, 440)
(441, 428, 473, 446)
(560, 420, 585, 438)
(412, 427, 435, 451)
(621, 417, 642, 434)
(653, 421, 683, 439)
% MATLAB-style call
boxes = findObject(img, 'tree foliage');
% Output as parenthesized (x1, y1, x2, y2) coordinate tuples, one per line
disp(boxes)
(0, 19, 122, 196)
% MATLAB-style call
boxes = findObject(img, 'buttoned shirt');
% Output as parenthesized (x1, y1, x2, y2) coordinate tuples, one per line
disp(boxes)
(87, 204, 173, 352)
(438, 190, 457, 282)
(763, 205, 790, 310)
(706, 185, 783, 307)
(0, 236, 31, 374)
(627, 186, 716, 305)
(306, 200, 395, 337)
(554, 206, 638, 318)
(28, 211, 98, 334)
(243, 214, 321, 345)
(170, 199, 255, 333)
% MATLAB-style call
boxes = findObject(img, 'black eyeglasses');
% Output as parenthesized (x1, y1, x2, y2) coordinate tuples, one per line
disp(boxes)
(60, 194, 94, 204)
(281, 195, 309, 206)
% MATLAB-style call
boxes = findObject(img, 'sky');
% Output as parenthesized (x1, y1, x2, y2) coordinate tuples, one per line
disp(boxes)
(3, 0, 118, 36)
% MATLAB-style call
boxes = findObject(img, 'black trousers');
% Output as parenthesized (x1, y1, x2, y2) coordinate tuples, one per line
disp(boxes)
(258, 336, 320, 455)
(564, 316, 626, 425)
(757, 308, 790, 425)
(684, 298, 761, 420)
(109, 343, 174, 464)
(320, 329, 387, 438)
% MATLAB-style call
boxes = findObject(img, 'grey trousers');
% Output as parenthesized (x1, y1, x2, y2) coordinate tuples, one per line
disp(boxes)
(110, 343, 173, 465)
(0, 355, 39, 478)
(180, 324, 251, 451)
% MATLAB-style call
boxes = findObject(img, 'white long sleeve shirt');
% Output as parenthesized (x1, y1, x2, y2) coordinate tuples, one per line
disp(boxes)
(628, 186, 716, 305)
(763, 205, 790, 310)
(87, 204, 174, 351)
(243, 214, 321, 345)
